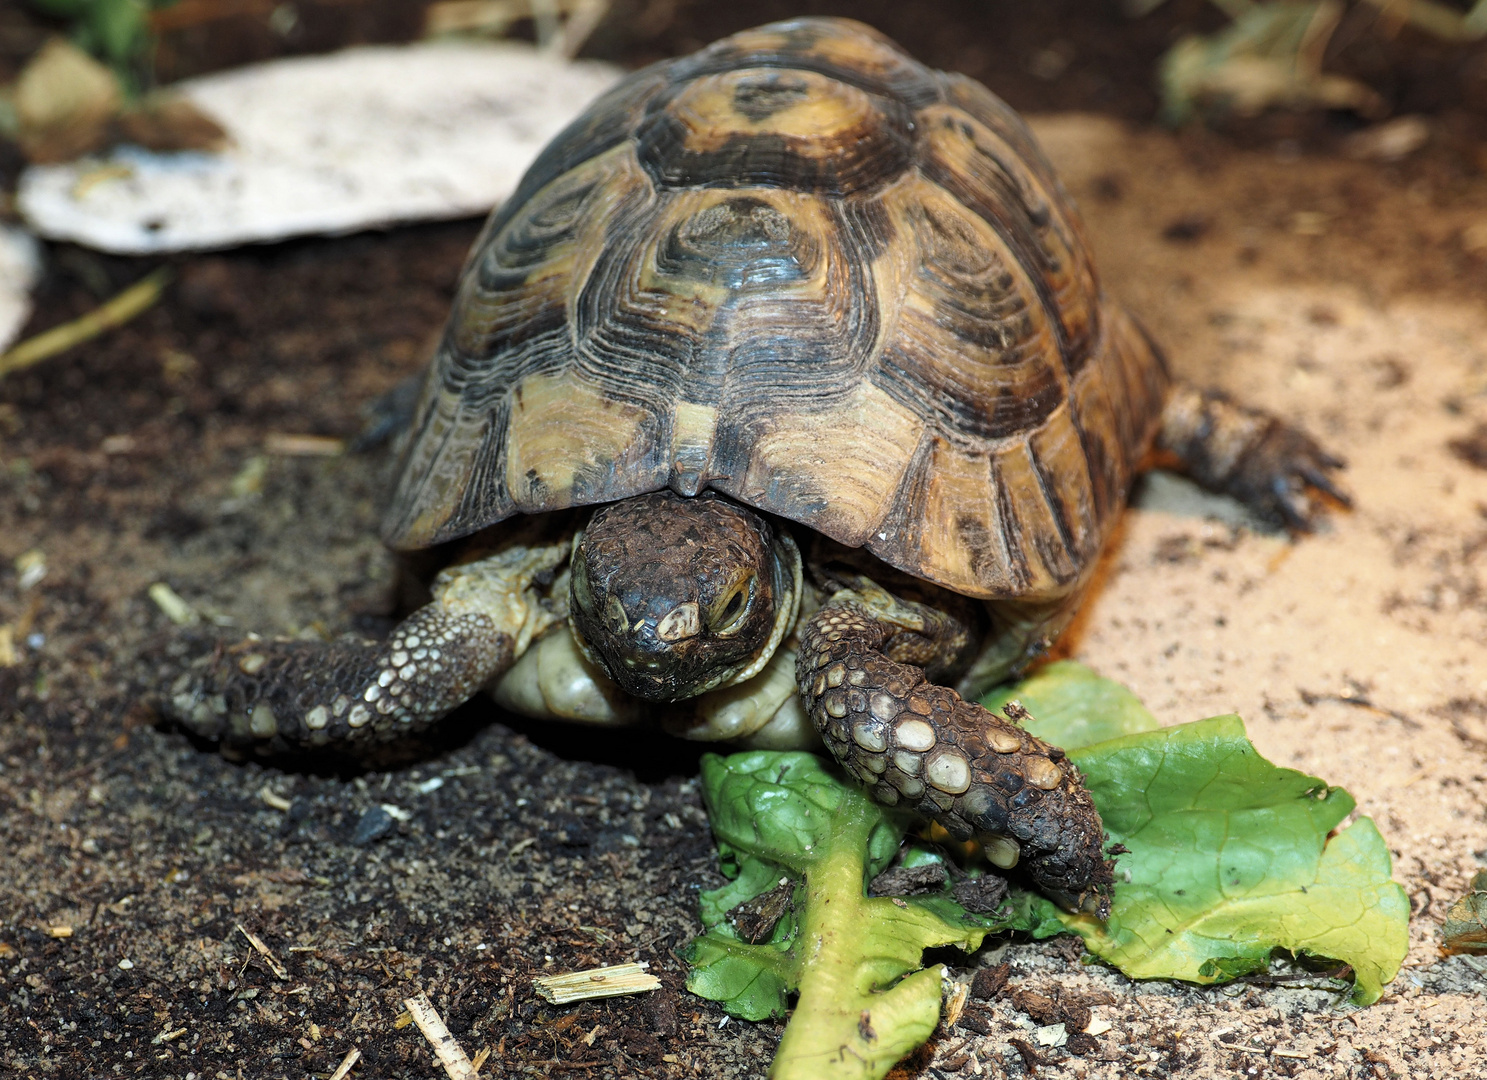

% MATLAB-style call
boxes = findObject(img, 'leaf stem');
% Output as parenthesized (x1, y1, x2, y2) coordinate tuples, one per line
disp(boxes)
(770, 803, 949, 1080)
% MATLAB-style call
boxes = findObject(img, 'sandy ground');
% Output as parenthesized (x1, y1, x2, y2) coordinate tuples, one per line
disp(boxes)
(2, 115, 1486, 1079)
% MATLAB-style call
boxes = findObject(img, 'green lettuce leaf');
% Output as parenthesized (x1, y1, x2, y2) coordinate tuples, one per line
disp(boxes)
(1441, 870, 1487, 954)
(1030, 710, 1409, 1005)
(684, 752, 1031, 1078)
(685, 663, 1410, 1080)
(979, 658, 1162, 749)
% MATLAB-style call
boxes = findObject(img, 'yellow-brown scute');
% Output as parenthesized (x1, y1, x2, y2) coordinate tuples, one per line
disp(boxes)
(384, 16, 1172, 602)
(635, 67, 916, 195)
(918, 101, 1097, 362)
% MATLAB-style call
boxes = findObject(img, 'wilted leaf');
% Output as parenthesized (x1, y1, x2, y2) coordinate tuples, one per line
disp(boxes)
(1441, 870, 1487, 955)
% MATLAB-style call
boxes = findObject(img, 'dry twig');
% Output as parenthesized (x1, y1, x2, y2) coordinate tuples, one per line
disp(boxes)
(327, 1047, 362, 1080)
(0, 268, 172, 381)
(532, 962, 661, 1004)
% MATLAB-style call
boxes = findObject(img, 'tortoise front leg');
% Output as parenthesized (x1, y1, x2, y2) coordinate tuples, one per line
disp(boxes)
(797, 579, 1113, 915)
(159, 542, 567, 750)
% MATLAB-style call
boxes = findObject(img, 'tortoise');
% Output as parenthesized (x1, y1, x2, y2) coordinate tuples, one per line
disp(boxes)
(159, 17, 1346, 916)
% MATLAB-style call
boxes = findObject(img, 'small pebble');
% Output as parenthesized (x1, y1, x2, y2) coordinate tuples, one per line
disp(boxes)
(352, 805, 394, 846)
(279, 798, 313, 837)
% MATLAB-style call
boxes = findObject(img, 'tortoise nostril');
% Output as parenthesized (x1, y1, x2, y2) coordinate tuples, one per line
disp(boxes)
(655, 602, 701, 642)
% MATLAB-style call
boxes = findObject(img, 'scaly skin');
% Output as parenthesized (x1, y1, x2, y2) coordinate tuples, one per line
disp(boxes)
(797, 590, 1113, 915)
(159, 542, 566, 750)
(160, 607, 512, 747)
(571, 490, 798, 702)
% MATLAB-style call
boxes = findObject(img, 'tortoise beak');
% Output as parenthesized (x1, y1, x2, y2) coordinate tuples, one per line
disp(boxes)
(608, 642, 685, 701)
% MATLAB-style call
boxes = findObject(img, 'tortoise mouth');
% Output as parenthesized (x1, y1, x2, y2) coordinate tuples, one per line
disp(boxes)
(567, 491, 801, 703)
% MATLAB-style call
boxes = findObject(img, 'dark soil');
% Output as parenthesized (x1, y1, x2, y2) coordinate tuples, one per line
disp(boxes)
(2, 3, 1486, 1079)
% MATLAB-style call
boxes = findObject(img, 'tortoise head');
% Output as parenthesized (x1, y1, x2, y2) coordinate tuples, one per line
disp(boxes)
(569, 491, 800, 701)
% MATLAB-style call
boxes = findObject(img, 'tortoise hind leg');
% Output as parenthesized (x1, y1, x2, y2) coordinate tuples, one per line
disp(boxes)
(1157, 383, 1350, 529)
(157, 541, 567, 750)
(796, 577, 1113, 916)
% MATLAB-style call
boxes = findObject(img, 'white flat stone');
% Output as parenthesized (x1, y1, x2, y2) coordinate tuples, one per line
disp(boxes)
(0, 225, 42, 353)
(1034, 1022, 1068, 1048)
(17, 42, 624, 254)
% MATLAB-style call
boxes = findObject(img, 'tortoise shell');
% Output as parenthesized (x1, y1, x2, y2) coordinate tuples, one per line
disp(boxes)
(383, 17, 1171, 602)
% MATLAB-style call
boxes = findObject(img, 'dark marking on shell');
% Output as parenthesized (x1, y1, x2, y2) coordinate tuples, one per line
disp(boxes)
(731, 71, 814, 121)
(667, 18, 944, 109)
(1027, 438, 1078, 574)
(659, 197, 811, 289)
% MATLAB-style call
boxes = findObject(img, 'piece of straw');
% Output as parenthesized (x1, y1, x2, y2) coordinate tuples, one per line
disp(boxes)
(404, 992, 477, 1080)
(532, 962, 661, 1004)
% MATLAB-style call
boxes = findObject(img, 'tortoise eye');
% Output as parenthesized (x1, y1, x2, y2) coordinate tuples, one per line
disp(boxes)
(710, 575, 754, 636)
(570, 548, 596, 613)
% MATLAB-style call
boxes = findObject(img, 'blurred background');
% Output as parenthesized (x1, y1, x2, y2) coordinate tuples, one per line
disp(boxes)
(6, 0, 1487, 151)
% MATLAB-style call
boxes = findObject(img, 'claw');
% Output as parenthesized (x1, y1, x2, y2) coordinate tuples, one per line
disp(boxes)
(1159, 384, 1352, 530)
(1299, 463, 1352, 507)
(1274, 486, 1314, 532)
